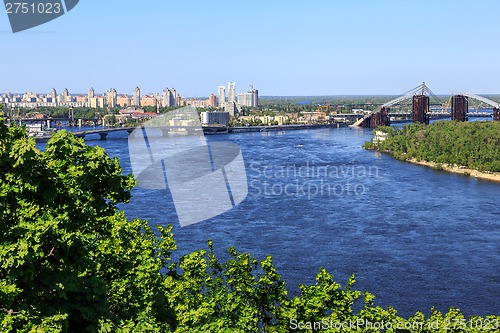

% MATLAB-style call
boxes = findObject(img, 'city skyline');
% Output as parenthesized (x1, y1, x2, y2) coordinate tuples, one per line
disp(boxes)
(0, 81, 259, 110)
(2, 1, 500, 95)
(0, 84, 259, 99)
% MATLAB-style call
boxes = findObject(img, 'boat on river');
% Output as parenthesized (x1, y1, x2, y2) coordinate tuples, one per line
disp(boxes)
(26, 124, 56, 142)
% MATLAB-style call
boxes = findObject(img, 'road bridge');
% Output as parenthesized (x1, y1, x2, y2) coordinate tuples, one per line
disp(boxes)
(34, 125, 229, 142)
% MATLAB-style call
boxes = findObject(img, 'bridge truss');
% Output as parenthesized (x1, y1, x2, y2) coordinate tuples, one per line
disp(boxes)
(352, 83, 499, 127)
(461, 93, 500, 109)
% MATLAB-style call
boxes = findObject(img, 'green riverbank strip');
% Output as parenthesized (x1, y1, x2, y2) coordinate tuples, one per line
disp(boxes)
(364, 121, 500, 181)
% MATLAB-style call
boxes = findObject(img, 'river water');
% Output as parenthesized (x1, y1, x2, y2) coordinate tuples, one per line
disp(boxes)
(39, 122, 499, 318)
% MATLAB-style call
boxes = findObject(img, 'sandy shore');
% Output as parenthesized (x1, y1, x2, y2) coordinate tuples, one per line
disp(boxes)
(406, 158, 500, 182)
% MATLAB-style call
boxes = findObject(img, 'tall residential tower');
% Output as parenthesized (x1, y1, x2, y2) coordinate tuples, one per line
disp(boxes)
(107, 88, 117, 108)
(88, 87, 94, 101)
(228, 82, 235, 103)
(163, 87, 177, 107)
(237, 85, 259, 107)
(218, 86, 226, 107)
(133, 87, 141, 107)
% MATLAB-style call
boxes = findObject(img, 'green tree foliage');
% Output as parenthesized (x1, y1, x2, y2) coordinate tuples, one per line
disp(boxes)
(0, 116, 139, 331)
(1, 113, 499, 332)
(365, 121, 500, 172)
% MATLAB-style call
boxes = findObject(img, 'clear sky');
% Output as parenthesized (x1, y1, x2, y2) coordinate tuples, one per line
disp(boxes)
(1, 0, 500, 96)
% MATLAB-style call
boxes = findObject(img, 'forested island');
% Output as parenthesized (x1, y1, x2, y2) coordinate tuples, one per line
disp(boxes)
(364, 121, 500, 182)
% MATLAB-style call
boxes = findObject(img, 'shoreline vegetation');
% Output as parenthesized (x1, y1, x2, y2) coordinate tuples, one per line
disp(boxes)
(406, 158, 500, 182)
(364, 121, 500, 182)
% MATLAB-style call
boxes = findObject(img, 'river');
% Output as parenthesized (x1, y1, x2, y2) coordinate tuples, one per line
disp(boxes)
(38, 121, 500, 318)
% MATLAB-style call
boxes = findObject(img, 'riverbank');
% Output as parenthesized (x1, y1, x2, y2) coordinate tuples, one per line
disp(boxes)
(406, 158, 500, 182)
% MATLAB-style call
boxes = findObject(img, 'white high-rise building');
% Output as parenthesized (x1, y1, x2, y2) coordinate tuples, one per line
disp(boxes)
(237, 93, 248, 107)
(107, 88, 117, 108)
(162, 88, 177, 107)
(225, 101, 239, 117)
(62, 88, 70, 103)
(88, 87, 94, 100)
(170, 88, 177, 107)
(228, 82, 235, 103)
(218, 86, 226, 107)
(237, 86, 259, 107)
(163, 88, 171, 107)
(133, 87, 141, 107)
(251, 87, 258, 107)
(87, 87, 95, 107)
(48, 88, 57, 104)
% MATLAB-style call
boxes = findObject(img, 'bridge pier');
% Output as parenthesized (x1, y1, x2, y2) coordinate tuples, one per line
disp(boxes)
(358, 107, 390, 128)
(494, 108, 500, 121)
(99, 133, 108, 140)
(412, 95, 429, 124)
(451, 95, 468, 122)
(371, 107, 390, 128)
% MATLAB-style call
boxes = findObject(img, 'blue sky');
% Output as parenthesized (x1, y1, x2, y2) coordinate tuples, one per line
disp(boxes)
(1, 0, 500, 96)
